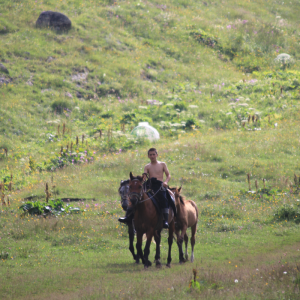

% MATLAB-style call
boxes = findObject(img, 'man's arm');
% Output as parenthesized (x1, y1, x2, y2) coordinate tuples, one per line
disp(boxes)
(162, 163, 171, 187)
(143, 164, 149, 181)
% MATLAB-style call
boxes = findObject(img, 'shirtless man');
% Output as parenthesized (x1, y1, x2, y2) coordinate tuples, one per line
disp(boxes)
(143, 148, 171, 188)
(143, 148, 171, 228)
(118, 148, 171, 228)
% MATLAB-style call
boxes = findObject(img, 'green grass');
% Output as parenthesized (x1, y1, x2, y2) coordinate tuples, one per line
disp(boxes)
(1, 0, 300, 298)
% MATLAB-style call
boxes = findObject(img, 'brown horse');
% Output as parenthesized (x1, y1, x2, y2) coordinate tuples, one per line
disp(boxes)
(170, 187, 198, 263)
(128, 172, 175, 269)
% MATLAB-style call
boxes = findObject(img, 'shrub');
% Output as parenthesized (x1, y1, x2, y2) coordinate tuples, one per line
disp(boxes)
(51, 99, 73, 114)
(273, 204, 300, 224)
(185, 117, 196, 129)
(174, 101, 187, 112)
(101, 111, 114, 119)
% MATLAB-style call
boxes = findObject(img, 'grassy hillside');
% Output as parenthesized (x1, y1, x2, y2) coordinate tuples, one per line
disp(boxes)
(1, 0, 300, 299)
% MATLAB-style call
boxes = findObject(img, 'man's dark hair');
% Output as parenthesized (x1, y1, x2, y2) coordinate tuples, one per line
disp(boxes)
(148, 148, 157, 155)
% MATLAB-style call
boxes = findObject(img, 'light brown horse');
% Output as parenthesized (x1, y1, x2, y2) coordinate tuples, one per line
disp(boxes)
(128, 172, 175, 269)
(170, 187, 198, 263)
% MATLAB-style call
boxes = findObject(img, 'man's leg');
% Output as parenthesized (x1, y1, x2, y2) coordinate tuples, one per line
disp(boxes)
(118, 206, 134, 224)
(162, 208, 169, 229)
(157, 189, 169, 229)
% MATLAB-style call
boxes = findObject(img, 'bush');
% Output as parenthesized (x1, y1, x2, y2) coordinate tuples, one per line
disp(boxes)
(174, 101, 187, 112)
(273, 204, 300, 224)
(19, 199, 82, 216)
(51, 99, 73, 114)
(185, 117, 196, 129)
(101, 111, 114, 119)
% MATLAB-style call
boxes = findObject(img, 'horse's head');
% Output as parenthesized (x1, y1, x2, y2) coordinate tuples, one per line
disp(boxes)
(118, 179, 130, 211)
(169, 186, 182, 205)
(128, 172, 144, 207)
(168, 186, 181, 196)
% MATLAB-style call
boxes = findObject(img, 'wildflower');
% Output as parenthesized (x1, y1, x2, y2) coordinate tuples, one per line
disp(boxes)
(283, 271, 287, 274)
(242, 20, 248, 24)
(227, 25, 232, 29)
(235, 279, 238, 283)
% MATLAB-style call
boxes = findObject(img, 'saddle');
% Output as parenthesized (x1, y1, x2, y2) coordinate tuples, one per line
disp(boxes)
(143, 179, 177, 217)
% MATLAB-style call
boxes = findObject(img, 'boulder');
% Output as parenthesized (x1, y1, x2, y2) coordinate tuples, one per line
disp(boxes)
(0, 63, 9, 74)
(36, 11, 71, 31)
(0, 76, 12, 85)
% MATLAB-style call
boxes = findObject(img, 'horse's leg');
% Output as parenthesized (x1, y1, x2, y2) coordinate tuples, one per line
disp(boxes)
(136, 231, 145, 265)
(175, 229, 185, 264)
(190, 224, 197, 263)
(184, 233, 189, 261)
(143, 230, 153, 269)
(154, 230, 162, 268)
(128, 224, 139, 263)
(166, 220, 174, 268)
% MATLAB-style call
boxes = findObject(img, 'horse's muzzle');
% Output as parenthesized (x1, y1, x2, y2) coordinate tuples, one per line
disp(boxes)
(128, 192, 141, 206)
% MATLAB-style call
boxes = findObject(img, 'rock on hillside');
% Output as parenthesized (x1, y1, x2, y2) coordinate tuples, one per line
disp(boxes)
(0, 63, 9, 74)
(36, 11, 71, 31)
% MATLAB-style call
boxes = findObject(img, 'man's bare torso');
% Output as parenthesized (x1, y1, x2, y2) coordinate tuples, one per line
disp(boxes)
(144, 161, 167, 182)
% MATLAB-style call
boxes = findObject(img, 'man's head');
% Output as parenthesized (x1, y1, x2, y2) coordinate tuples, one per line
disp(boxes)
(148, 148, 158, 162)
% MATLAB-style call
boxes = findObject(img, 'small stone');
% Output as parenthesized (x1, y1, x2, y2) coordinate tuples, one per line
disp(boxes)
(0, 63, 9, 74)
(76, 91, 83, 98)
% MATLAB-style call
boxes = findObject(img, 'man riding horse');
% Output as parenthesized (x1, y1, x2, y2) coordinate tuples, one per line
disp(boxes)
(118, 148, 171, 229)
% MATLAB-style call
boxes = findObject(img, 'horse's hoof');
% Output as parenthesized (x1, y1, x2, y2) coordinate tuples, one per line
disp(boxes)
(135, 260, 140, 264)
(148, 261, 152, 267)
(166, 264, 171, 268)
(155, 260, 162, 268)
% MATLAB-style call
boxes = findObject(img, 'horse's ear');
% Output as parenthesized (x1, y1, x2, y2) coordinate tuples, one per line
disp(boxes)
(130, 172, 134, 181)
(178, 186, 182, 193)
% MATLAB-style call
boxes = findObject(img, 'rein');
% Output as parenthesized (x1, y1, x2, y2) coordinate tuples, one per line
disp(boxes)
(128, 179, 163, 204)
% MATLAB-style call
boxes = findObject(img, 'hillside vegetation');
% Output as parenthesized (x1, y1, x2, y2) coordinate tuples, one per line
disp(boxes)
(1, 0, 300, 299)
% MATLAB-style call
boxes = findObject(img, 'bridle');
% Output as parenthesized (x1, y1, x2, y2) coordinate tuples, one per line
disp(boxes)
(128, 179, 144, 203)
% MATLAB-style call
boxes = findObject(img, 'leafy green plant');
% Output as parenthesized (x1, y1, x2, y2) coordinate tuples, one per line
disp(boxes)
(273, 204, 300, 224)
(0, 251, 9, 260)
(19, 199, 82, 216)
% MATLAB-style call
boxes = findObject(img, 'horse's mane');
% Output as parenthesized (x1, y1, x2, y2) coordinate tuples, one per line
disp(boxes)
(179, 195, 185, 206)
(168, 186, 185, 205)
(118, 179, 130, 194)
(131, 176, 143, 182)
(120, 179, 130, 187)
